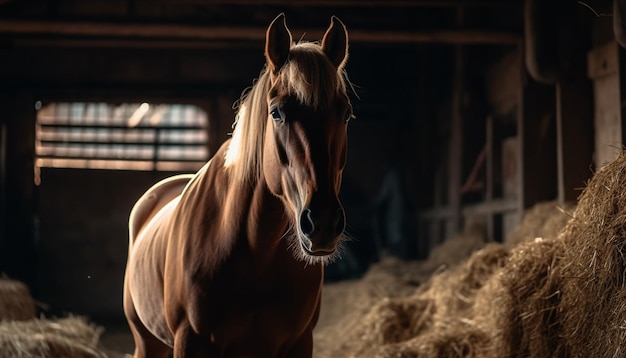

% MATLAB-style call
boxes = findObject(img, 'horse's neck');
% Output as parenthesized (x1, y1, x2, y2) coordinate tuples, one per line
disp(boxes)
(190, 149, 290, 256)
(245, 177, 290, 251)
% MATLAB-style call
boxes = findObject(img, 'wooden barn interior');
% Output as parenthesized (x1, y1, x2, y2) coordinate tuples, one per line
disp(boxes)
(1, 0, 625, 356)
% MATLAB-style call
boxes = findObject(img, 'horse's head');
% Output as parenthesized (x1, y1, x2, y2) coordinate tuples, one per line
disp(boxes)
(262, 14, 352, 263)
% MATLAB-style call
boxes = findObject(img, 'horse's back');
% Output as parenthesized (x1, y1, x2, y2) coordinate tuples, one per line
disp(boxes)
(129, 174, 194, 247)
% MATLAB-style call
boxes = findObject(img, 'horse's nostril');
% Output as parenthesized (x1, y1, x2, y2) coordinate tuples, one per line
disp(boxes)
(300, 209, 315, 238)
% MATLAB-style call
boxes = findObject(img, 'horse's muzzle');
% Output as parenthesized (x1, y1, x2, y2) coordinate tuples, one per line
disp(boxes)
(298, 206, 345, 256)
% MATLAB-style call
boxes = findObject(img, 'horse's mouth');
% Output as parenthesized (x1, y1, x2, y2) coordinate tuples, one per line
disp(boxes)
(301, 244, 336, 257)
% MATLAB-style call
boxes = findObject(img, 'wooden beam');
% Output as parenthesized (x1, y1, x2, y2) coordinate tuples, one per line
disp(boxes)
(462, 198, 517, 216)
(0, 20, 521, 45)
(158, 0, 512, 6)
(417, 198, 518, 219)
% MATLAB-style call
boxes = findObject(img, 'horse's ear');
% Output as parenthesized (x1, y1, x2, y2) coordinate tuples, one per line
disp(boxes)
(265, 13, 292, 73)
(322, 16, 349, 69)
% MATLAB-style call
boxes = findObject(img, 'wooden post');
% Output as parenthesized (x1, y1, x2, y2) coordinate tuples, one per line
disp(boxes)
(207, 95, 236, 157)
(1, 91, 38, 290)
(556, 80, 593, 204)
(556, 2, 593, 205)
(518, 75, 557, 212)
(446, 45, 464, 238)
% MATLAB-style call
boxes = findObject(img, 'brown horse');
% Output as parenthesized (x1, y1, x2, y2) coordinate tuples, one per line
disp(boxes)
(123, 13, 353, 357)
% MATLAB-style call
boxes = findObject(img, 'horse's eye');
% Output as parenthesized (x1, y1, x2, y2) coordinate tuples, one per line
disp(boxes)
(270, 106, 285, 123)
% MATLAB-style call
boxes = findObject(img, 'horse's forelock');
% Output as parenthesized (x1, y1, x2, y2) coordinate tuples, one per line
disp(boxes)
(279, 42, 346, 109)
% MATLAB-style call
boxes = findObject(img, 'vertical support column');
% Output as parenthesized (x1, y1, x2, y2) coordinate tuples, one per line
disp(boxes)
(485, 116, 495, 241)
(556, 82, 593, 204)
(446, 45, 464, 237)
(556, 3, 593, 205)
(207, 94, 237, 157)
(1, 91, 37, 290)
(518, 76, 557, 212)
(588, 43, 620, 171)
(619, 48, 626, 168)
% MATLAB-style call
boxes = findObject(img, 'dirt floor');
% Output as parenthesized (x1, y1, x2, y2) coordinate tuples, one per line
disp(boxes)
(99, 322, 134, 357)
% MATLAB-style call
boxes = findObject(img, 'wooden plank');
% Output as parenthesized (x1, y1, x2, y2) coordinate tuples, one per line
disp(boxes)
(418, 199, 518, 219)
(461, 198, 518, 216)
(39, 124, 205, 131)
(418, 207, 454, 220)
(161, 0, 508, 6)
(0, 20, 521, 45)
(38, 140, 207, 147)
(36, 155, 206, 163)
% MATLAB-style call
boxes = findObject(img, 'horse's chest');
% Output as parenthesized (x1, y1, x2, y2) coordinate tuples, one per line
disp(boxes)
(217, 275, 316, 325)
(193, 267, 321, 349)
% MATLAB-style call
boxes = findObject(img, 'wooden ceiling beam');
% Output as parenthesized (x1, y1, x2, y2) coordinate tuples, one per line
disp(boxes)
(0, 20, 520, 45)
(155, 0, 512, 7)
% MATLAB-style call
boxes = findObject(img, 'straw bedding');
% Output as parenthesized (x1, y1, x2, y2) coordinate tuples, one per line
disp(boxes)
(316, 152, 626, 357)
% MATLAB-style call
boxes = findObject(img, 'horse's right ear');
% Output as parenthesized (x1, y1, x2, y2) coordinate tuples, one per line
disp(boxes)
(265, 13, 292, 73)
(322, 16, 349, 69)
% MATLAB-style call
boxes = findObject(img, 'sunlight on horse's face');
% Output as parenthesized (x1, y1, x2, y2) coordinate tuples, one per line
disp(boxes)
(263, 93, 350, 261)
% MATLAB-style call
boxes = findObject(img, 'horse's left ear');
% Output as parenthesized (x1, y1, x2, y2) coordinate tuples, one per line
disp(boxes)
(322, 16, 349, 69)
(265, 13, 293, 73)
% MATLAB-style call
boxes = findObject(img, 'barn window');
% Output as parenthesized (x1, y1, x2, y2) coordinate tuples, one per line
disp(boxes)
(35, 102, 210, 174)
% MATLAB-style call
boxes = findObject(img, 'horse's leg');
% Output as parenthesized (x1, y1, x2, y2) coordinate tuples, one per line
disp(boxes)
(126, 307, 172, 357)
(286, 331, 313, 358)
(124, 286, 172, 358)
(173, 321, 218, 358)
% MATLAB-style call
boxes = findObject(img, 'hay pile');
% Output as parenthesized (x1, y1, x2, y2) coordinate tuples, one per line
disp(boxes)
(556, 155, 626, 357)
(0, 276, 36, 321)
(314, 224, 500, 358)
(315, 152, 626, 357)
(0, 276, 110, 358)
(0, 316, 105, 358)
(420, 219, 489, 272)
(505, 200, 575, 248)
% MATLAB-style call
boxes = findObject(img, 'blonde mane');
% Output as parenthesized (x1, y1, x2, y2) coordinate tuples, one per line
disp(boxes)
(224, 41, 349, 183)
